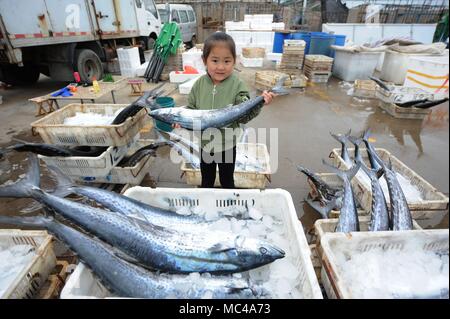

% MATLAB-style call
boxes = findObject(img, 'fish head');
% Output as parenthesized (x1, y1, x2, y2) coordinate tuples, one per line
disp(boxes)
(233, 235, 285, 267)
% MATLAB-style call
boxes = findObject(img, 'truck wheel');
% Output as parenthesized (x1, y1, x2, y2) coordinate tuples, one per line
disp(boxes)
(0, 64, 40, 86)
(147, 37, 156, 50)
(75, 49, 103, 84)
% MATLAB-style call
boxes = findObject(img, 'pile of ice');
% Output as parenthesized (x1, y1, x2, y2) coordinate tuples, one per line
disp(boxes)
(0, 244, 36, 297)
(335, 247, 449, 298)
(64, 108, 125, 125)
(356, 169, 423, 202)
(174, 206, 304, 299)
(235, 153, 265, 172)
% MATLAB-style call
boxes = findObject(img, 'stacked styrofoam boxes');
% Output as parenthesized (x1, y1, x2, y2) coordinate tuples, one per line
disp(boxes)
(272, 22, 285, 30)
(225, 21, 250, 31)
(182, 48, 206, 72)
(251, 31, 275, 55)
(117, 47, 141, 77)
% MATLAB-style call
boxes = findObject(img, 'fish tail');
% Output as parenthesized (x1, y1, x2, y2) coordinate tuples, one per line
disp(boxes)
(347, 136, 362, 146)
(322, 159, 361, 181)
(330, 131, 350, 145)
(45, 165, 75, 198)
(361, 128, 371, 142)
(0, 154, 40, 198)
(305, 197, 336, 219)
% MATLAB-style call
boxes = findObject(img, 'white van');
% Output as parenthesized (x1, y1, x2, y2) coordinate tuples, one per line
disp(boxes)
(157, 4, 197, 46)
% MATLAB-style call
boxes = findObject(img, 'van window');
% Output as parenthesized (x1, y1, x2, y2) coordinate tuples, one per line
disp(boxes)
(171, 10, 179, 23)
(188, 10, 195, 22)
(179, 10, 188, 24)
(143, 0, 158, 19)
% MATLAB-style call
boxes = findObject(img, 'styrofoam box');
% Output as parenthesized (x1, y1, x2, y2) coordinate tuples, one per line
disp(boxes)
(404, 55, 449, 95)
(135, 62, 149, 77)
(179, 76, 201, 95)
(380, 50, 442, 85)
(227, 31, 253, 44)
(182, 50, 205, 72)
(240, 56, 264, 68)
(251, 32, 274, 46)
(333, 50, 381, 82)
(266, 52, 282, 62)
(272, 22, 285, 30)
(0, 230, 56, 299)
(117, 47, 141, 76)
(225, 21, 250, 31)
(320, 229, 449, 299)
(60, 188, 323, 299)
(169, 71, 205, 83)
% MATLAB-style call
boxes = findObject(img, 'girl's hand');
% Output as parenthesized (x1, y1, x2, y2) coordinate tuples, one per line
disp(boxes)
(262, 91, 276, 105)
(172, 123, 181, 129)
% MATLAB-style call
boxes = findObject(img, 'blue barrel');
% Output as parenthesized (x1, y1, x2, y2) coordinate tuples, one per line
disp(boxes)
(331, 34, 346, 58)
(273, 32, 290, 53)
(309, 33, 336, 57)
(291, 32, 311, 54)
(154, 97, 174, 132)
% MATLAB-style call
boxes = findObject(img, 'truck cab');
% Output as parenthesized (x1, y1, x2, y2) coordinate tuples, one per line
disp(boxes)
(0, 0, 162, 85)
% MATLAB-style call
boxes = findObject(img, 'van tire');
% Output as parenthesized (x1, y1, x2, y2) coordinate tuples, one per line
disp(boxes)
(0, 64, 40, 86)
(75, 49, 103, 84)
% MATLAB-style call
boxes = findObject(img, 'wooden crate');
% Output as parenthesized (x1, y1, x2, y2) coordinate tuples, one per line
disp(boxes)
(378, 100, 432, 120)
(255, 70, 307, 90)
(242, 47, 265, 58)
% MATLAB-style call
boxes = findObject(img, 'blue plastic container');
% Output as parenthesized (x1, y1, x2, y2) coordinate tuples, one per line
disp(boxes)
(154, 97, 174, 132)
(273, 32, 290, 53)
(291, 32, 311, 54)
(309, 33, 336, 57)
(330, 34, 346, 58)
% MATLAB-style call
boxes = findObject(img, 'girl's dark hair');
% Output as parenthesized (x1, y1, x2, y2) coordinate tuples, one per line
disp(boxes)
(202, 32, 236, 62)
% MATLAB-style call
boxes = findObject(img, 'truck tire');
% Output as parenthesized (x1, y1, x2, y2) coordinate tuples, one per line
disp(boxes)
(147, 37, 155, 50)
(0, 64, 40, 86)
(75, 49, 103, 84)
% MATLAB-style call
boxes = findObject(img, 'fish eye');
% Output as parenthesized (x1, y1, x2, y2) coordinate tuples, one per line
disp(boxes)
(259, 247, 268, 255)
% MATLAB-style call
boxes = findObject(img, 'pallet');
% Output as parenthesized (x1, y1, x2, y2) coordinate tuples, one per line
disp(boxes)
(255, 70, 307, 90)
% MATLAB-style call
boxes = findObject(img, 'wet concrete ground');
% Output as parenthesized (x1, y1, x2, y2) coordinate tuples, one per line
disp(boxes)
(0, 62, 448, 236)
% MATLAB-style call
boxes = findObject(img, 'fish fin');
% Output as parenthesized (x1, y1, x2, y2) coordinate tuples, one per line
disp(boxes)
(46, 165, 75, 198)
(207, 242, 235, 253)
(0, 154, 40, 198)
(305, 197, 336, 219)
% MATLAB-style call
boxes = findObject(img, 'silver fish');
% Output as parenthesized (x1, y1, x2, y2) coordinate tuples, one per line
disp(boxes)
(0, 155, 284, 274)
(0, 215, 268, 299)
(149, 79, 288, 131)
(323, 160, 361, 233)
(374, 157, 413, 231)
(359, 161, 390, 231)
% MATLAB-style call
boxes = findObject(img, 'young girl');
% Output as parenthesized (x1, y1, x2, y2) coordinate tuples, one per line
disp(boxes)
(174, 32, 275, 188)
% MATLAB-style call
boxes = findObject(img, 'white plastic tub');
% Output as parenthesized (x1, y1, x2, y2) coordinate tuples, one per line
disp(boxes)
(60, 188, 323, 299)
(320, 229, 449, 299)
(332, 50, 381, 82)
(0, 230, 56, 299)
(404, 56, 449, 96)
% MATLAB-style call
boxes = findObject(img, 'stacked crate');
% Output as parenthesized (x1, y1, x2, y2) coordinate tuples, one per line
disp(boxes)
(255, 70, 307, 91)
(304, 55, 334, 83)
(277, 40, 306, 74)
(30, 103, 154, 186)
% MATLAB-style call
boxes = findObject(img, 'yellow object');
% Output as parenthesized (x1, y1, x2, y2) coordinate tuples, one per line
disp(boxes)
(92, 79, 100, 93)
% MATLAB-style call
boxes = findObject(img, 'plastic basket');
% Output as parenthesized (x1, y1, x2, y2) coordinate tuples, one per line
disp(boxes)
(180, 143, 272, 189)
(320, 229, 449, 299)
(60, 188, 323, 299)
(378, 100, 432, 120)
(313, 216, 422, 264)
(38, 141, 135, 177)
(72, 139, 155, 185)
(0, 230, 56, 299)
(31, 104, 147, 147)
(330, 148, 449, 216)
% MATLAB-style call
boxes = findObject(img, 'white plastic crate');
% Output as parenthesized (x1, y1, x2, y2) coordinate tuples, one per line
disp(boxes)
(330, 148, 449, 218)
(0, 230, 56, 299)
(320, 229, 449, 299)
(60, 188, 323, 299)
(30, 104, 147, 147)
(240, 56, 264, 68)
(72, 139, 155, 185)
(378, 100, 432, 120)
(313, 216, 422, 264)
(180, 143, 271, 189)
(39, 144, 131, 177)
(375, 85, 434, 104)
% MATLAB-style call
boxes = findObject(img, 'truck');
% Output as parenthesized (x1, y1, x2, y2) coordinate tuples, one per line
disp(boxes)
(0, 0, 161, 85)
